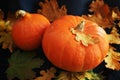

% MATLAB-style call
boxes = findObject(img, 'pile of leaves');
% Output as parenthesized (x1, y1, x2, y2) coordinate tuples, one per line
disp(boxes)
(0, 0, 120, 80)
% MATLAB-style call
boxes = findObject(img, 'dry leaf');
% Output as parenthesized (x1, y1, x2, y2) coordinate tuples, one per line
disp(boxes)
(104, 47, 120, 70)
(34, 67, 56, 80)
(0, 10, 17, 52)
(0, 20, 13, 52)
(57, 71, 101, 80)
(1, 32, 13, 52)
(82, 0, 114, 28)
(112, 7, 120, 20)
(38, 0, 67, 22)
(0, 9, 4, 19)
(107, 27, 120, 44)
(70, 27, 98, 46)
(118, 21, 120, 27)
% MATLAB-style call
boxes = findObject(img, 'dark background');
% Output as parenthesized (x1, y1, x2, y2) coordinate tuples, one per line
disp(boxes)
(1, 0, 120, 17)
(0, 0, 120, 80)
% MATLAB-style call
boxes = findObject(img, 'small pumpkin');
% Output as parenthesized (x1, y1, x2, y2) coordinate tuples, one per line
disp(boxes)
(12, 10, 50, 50)
(42, 15, 109, 72)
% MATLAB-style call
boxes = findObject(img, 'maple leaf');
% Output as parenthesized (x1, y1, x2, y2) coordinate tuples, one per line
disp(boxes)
(70, 22, 98, 46)
(111, 7, 120, 20)
(104, 47, 120, 70)
(0, 20, 13, 52)
(56, 70, 101, 80)
(6, 50, 44, 80)
(34, 67, 56, 80)
(38, 0, 67, 22)
(82, 0, 114, 28)
(107, 27, 120, 44)
(0, 9, 4, 19)
(118, 21, 120, 27)
(0, 10, 17, 52)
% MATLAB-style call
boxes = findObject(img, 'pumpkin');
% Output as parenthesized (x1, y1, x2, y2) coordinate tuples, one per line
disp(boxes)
(12, 10, 50, 50)
(42, 15, 109, 72)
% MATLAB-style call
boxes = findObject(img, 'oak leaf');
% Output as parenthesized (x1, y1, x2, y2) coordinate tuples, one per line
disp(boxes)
(111, 7, 120, 20)
(104, 47, 120, 70)
(38, 0, 67, 22)
(0, 10, 17, 53)
(0, 11, 17, 52)
(0, 20, 13, 52)
(82, 0, 114, 28)
(107, 27, 120, 44)
(118, 21, 120, 27)
(0, 9, 4, 19)
(70, 27, 96, 46)
(34, 67, 56, 80)
(56, 71, 101, 80)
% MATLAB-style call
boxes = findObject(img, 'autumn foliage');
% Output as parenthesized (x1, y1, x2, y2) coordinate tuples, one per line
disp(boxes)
(0, 0, 120, 80)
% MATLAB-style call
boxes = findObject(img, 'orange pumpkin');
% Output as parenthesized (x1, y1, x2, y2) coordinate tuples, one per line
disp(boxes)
(12, 10, 50, 50)
(42, 15, 109, 72)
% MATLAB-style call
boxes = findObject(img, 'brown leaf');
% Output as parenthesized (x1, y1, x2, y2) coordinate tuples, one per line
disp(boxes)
(107, 27, 120, 44)
(70, 27, 97, 46)
(104, 47, 120, 70)
(118, 21, 120, 27)
(57, 71, 101, 80)
(0, 11, 17, 52)
(82, 0, 114, 28)
(112, 7, 120, 20)
(0, 20, 14, 52)
(34, 67, 56, 80)
(1, 32, 13, 52)
(0, 9, 4, 19)
(38, 0, 67, 22)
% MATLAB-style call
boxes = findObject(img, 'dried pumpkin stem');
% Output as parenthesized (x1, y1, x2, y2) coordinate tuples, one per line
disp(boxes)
(16, 10, 26, 18)
(75, 21, 85, 32)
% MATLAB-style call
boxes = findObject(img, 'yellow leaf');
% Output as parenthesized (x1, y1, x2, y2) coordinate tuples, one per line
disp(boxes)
(0, 20, 5, 31)
(82, 0, 114, 28)
(70, 27, 97, 46)
(0, 20, 13, 52)
(104, 47, 120, 70)
(34, 67, 56, 80)
(0, 9, 4, 19)
(107, 27, 120, 44)
(118, 22, 120, 27)
(57, 71, 101, 80)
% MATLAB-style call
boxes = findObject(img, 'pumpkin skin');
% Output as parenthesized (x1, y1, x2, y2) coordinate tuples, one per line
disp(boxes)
(12, 10, 50, 50)
(42, 15, 109, 72)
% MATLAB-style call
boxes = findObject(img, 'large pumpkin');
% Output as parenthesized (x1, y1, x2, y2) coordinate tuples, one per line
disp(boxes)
(12, 10, 50, 50)
(42, 15, 109, 72)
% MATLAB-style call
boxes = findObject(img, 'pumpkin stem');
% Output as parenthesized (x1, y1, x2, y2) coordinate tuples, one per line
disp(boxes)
(75, 21, 85, 32)
(16, 10, 26, 18)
